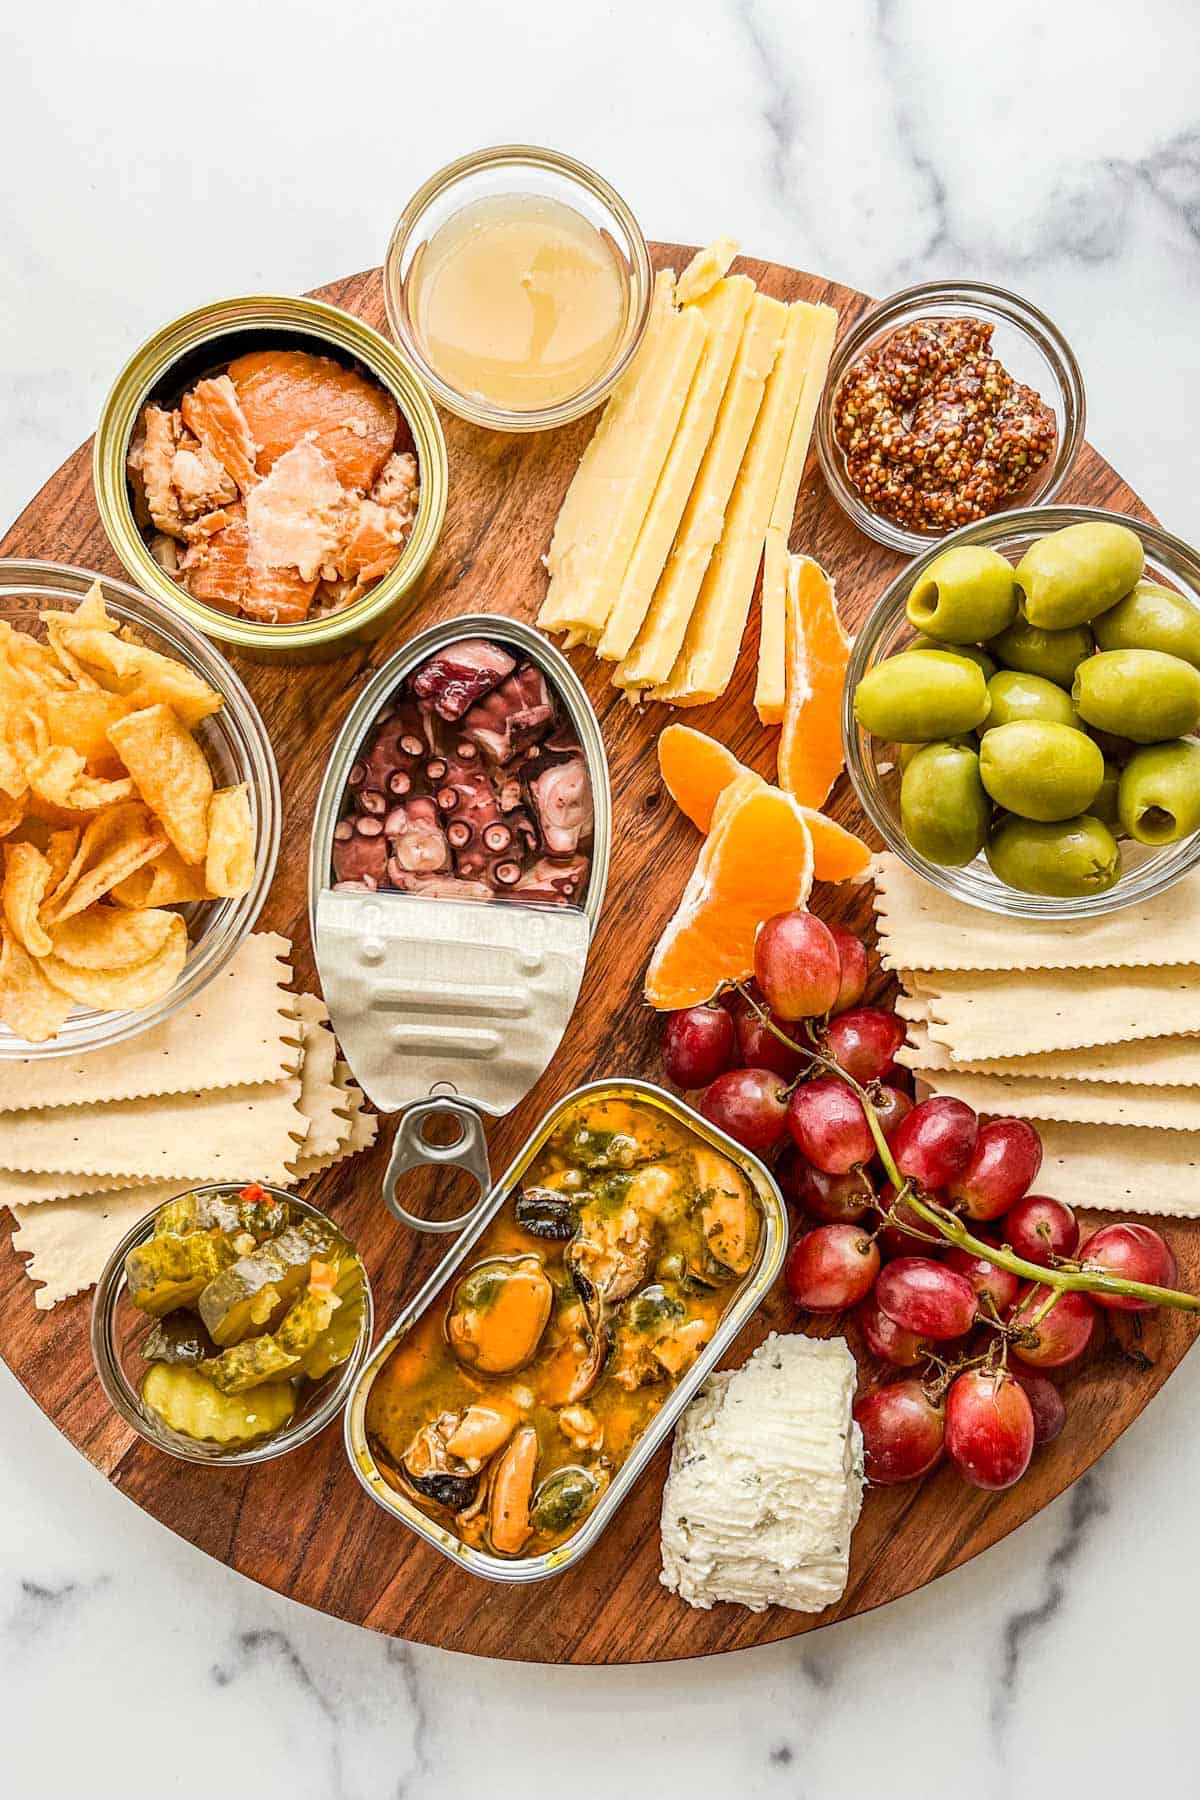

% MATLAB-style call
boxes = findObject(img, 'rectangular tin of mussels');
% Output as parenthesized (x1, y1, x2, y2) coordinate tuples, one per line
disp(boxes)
(343, 1077, 787, 1585)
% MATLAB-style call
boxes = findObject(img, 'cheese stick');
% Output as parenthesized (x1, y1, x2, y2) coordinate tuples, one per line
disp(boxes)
(537, 272, 706, 638)
(614, 294, 787, 693)
(597, 275, 754, 662)
(652, 300, 821, 706)
(675, 237, 739, 306)
(755, 303, 838, 724)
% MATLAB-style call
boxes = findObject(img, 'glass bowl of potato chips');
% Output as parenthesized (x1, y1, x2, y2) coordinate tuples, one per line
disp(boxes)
(0, 561, 280, 1057)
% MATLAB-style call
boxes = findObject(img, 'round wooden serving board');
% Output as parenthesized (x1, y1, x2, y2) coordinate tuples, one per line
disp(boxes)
(1, 248, 1195, 1664)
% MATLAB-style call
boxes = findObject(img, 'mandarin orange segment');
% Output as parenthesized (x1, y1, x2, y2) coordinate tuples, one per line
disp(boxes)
(777, 554, 851, 809)
(644, 782, 814, 1010)
(657, 722, 752, 832)
(799, 809, 873, 882)
(227, 349, 398, 492)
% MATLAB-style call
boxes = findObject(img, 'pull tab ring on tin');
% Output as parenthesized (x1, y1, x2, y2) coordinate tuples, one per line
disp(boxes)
(381, 1098, 493, 1234)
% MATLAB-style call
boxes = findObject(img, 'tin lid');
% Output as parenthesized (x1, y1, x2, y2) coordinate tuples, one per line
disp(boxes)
(308, 615, 610, 1121)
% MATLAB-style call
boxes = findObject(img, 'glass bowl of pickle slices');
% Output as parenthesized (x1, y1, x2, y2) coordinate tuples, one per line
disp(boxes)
(91, 1182, 373, 1466)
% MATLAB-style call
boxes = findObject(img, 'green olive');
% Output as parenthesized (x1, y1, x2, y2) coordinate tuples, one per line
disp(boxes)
(906, 545, 1019, 643)
(854, 651, 990, 743)
(902, 636, 997, 680)
(981, 670, 1081, 733)
(1090, 760, 1123, 831)
(898, 734, 974, 771)
(1117, 739, 1200, 845)
(986, 814, 1122, 897)
(979, 721, 1104, 822)
(1072, 649, 1200, 744)
(900, 743, 991, 866)
(1093, 580, 1200, 669)
(989, 616, 1094, 689)
(1014, 521, 1145, 629)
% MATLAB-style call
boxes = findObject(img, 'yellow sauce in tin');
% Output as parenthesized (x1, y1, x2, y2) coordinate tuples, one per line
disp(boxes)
(365, 1096, 762, 1559)
(408, 193, 629, 411)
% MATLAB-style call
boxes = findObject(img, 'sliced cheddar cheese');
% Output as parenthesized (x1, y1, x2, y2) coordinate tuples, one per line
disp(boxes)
(614, 293, 787, 694)
(676, 238, 739, 306)
(537, 272, 706, 638)
(597, 274, 754, 662)
(755, 303, 838, 724)
(651, 299, 824, 707)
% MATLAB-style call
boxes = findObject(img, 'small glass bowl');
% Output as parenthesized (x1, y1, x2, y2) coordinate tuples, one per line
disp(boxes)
(843, 505, 1200, 920)
(384, 143, 653, 432)
(817, 280, 1086, 556)
(0, 561, 280, 1058)
(91, 1185, 374, 1467)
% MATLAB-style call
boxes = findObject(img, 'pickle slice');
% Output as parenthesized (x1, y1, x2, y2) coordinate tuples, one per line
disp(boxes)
(141, 1311, 219, 1367)
(125, 1230, 237, 1317)
(197, 1334, 300, 1395)
(141, 1364, 295, 1445)
(155, 1189, 290, 1242)
(198, 1227, 320, 1346)
(295, 1259, 367, 1380)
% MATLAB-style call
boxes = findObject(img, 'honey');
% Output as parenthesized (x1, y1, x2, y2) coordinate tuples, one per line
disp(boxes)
(407, 193, 630, 413)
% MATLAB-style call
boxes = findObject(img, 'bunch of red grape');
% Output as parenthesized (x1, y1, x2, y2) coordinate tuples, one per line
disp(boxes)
(658, 909, 1181, 1495)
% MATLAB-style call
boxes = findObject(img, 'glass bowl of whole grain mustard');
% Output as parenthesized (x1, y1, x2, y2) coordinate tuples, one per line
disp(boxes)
(94, 295, 448, 663)
(384, 144, 653, 432)
(817, 281, 1085, 556)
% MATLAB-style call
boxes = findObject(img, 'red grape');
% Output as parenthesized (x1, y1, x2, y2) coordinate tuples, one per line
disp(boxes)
(854, 1379, 945, 1484)
(824, 1007, 906, 1085)
(1078, 1222, 1178, 1311)
(829, 925, 869, 1014)
(1004, 1194, 1078, 1267)
(944, 1369, 1034, 1490)
(662, 1004, 734, 1089)
(785, 1223, 880, 1311)
(730, 997, 808, 1082)
(876, 1184, 945, 1260)
(1009, 1284, 1097, 1368)
(787, 1076, 875, 1173)
(947, 1117, 1042, 1221)
(891, 1097, 979, 1191)
(780, 1152, 874, 1224)
(872, 1084, 913, 1144)
(856, 1294, 927, 1367)
(701, 1068, 789, 1155)
(943, 1247, 1019, 1318)
(754, 911, 841, 1020)
(1013, 1369, 1067, 1446)
(876, 1257, 977, 1340)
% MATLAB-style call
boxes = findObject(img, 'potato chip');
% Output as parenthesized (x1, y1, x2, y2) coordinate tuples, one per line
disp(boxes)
(49, 904, 176, 971)
(0, 792, 24, 839)
(61, 629, 223, 730)
(44, 827, 80, 893)
(111, 846, 208, 909)
(0, 705, 49, 800)
(43, 802, 168, 925)
(204, 784, 255, 897)
(27, 745, 135, 816)
(48, 582, 118, 635)
(0, 621, 72, 692)
(106, 705, 213, 865)
(0, 932, 74, 1042)
(43, 688, 133, 764)
(2, 842, 54, 957)
(40, 911, 187, 1010)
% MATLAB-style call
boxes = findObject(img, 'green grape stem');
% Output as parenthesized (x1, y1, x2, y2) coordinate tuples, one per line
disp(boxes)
(733, 983, 1200, 1317)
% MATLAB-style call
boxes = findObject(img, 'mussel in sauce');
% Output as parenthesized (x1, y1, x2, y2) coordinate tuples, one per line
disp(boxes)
(447, 1256, 553, 1374)
(515, 1186, 581, 1242)
(489, 1424, 539, 1555)
(530, 1465, 603, 1536)
(608, 1282, 715, 1390)
(398, 1414, 482, 1511)
(693, 1150, 761, 1277)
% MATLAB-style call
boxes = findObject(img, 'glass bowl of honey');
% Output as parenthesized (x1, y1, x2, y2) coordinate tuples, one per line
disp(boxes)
(385, 144, 653, 433)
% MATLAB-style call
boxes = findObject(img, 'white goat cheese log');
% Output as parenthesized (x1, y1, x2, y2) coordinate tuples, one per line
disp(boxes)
(659, 1333, 864, 1612)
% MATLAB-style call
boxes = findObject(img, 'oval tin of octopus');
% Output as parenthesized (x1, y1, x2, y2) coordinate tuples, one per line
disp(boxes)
(308, 614, 610, 1121)
(343, 1078, 787, 1585)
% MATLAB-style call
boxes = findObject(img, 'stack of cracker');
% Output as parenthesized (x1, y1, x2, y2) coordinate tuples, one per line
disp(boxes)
(2, 932, 376, 1308)
(874, 855, 1200, 1219)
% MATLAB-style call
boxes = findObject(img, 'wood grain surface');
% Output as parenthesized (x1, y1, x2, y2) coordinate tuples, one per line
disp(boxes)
(1, 248, 1193, 1664)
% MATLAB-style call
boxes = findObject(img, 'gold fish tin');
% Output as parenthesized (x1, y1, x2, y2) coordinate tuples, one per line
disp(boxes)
(344, 1078, 787, 1585)
(308, 613, 610, 1228)
(93, 294, 448, 663)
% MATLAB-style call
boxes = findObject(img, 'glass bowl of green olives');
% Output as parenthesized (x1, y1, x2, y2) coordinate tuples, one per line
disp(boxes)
(91, 1183, 374, 1466)
(844, 505, 1200, 918)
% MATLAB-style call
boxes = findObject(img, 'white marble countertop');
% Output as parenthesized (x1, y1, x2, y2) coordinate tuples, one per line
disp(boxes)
(2, 1, 1198, 1791)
